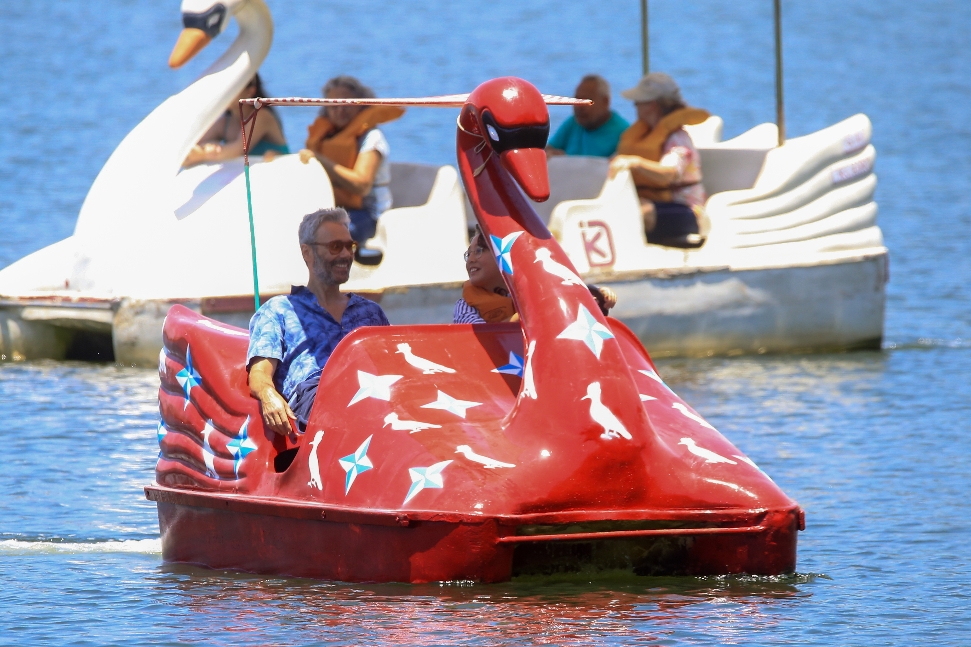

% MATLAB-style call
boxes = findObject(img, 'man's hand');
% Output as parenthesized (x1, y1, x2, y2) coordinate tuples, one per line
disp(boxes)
(257, 386, 297, 437)
(248, 357, 297, 437)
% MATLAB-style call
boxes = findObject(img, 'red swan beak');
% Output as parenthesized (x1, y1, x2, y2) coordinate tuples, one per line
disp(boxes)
(499, 148, 550, 202)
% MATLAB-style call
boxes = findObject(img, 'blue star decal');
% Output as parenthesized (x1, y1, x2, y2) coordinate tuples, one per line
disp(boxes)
(490, 231, 524, 275)
(175, 345, 202, 403)
(157, 420, 167, 447)
(492, 351, 524, 378)
(338, 435, 374, 494)
(227, 417, 257, 478)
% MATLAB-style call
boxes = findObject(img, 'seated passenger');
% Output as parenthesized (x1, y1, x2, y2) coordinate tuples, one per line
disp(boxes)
(546, 74, 629, 158)
(184, 74, 289, 166)
(608, 72, 709, 248)
(247, 208, 390, 436)
(300, 75, 405, 245)
(453, 228, 617, 324)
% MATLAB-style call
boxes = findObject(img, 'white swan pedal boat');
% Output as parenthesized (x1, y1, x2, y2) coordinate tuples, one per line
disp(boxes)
(0, 0, 886, 365)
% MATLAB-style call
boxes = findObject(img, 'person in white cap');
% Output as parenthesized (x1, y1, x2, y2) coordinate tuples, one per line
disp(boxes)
(608, 72, 710, 248)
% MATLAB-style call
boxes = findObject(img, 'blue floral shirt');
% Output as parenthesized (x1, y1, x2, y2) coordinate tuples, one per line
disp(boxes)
(247, 286, 390, 402)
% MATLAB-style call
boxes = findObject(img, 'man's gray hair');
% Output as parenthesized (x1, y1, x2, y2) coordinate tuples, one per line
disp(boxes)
(299, 208, 351, 245)
(322, 75, 375, 99)
(578, 74, 611, 99)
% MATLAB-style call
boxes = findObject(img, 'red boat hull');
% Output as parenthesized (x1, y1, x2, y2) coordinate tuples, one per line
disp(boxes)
(149, 485, 799, 582)
(148, 77, 804, 583)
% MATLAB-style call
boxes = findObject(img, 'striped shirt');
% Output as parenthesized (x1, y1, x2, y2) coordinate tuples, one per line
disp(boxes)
(452, 298, 487, 324)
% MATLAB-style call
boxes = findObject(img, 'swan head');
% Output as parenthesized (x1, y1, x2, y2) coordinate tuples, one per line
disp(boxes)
(169, 0, 246, 68)
(396, 343, 411, 354)
(464, 77, 551, 202)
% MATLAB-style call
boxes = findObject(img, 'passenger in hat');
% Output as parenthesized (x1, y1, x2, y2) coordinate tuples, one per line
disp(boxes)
(609, 72, 710, 248)
(300, 76, 405, 245)
(546, 74, 629, 158)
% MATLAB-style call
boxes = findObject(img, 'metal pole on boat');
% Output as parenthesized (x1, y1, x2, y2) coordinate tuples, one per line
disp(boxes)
(640, 0, 650, 75)
(774, 0, 786, 146)
(240, 100, 262, 312)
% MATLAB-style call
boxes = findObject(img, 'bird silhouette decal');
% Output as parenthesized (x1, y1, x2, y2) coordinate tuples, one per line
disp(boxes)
(396, 343, 456, 374)
(582, 382, 632, 440)
(455, 445, 516, 469)
(308, 431, 324, 489)
(383, 412, 442, 434)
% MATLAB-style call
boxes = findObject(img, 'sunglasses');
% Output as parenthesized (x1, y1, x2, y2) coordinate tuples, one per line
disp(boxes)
(309, 240, 358, 254)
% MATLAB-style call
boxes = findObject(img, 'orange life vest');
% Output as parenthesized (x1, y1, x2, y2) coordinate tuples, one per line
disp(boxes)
(461, 281, 519, 324)
(305, 106, 405, 208)
(616, 107, 709, 202)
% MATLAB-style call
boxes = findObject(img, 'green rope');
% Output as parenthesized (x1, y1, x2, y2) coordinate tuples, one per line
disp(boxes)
(243, 161, 260, 312)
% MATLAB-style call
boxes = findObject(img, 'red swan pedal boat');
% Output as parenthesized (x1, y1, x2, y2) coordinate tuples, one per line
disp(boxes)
(146, 77, 804, 583)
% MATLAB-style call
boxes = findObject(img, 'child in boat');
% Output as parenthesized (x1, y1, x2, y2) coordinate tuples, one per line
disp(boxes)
(453, 227, 617, 324)
(183, 73, 289, 166)
(300, 75, 405, 245)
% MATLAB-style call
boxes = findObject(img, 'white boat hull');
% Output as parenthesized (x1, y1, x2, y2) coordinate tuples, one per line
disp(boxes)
(0, 251, 885, 365)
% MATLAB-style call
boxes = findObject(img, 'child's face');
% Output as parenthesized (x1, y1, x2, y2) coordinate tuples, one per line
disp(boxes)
(465, 234, 504, 291)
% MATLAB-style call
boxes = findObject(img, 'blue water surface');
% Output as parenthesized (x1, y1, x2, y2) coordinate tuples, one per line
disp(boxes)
(1, 0, 970, 645)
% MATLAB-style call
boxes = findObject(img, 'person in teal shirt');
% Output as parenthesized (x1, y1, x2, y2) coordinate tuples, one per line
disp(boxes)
(546, 74, 629, 158)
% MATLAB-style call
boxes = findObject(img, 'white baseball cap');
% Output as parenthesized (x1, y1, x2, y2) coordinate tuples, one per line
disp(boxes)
(621, 72, 683, 104)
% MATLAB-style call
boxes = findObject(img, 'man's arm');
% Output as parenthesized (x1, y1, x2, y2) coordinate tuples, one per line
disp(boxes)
(248, 357, 296, 437)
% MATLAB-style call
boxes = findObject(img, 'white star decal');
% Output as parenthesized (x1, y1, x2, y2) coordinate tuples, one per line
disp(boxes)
(404, 460, 453, 504)
(638, 368, 673, 393)
(556, 305, 614, 358)
(420, 390, 482, 418)
(348, 371, 403, 407)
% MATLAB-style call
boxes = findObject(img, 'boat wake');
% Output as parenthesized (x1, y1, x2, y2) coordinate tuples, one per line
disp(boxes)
(883, 337, 971, 351)
(0, 537, 161, 556)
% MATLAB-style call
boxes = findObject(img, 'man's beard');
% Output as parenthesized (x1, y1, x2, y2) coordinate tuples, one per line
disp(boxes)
(312, 250, 350, 285)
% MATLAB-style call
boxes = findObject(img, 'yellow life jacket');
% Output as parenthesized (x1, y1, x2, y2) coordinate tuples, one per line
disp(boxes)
(616, 107, 709, 202)
(305, 106, 405, 209)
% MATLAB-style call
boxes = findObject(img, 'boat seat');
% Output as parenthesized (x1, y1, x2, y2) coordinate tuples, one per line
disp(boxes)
(534, 156, 609, 225)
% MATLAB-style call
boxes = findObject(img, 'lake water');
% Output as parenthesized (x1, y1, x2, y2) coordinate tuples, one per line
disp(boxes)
(1, 0, 970, 644)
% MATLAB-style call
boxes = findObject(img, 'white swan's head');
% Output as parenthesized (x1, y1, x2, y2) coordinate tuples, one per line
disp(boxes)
(170, 0, 249, 68)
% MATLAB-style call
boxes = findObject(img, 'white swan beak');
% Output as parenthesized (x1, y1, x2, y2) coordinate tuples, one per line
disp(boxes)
(169, 27, 212, 68)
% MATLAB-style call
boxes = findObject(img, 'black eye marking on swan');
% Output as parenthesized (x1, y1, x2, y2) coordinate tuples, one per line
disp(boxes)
(480, 110, 550, 153)
(182, 4, 227, 38)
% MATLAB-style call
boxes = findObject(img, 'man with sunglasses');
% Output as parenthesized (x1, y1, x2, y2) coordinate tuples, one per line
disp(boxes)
(247, 208, 390, 436)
